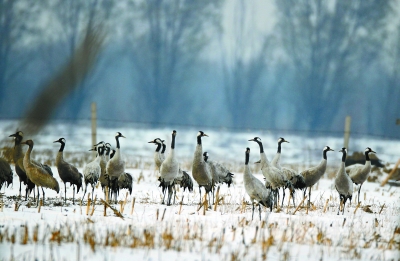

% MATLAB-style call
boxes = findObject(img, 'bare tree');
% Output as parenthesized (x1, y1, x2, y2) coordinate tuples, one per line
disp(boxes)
(41, 0, 113, 119)
(220, 0, 273, 128)
(382, 19, 400, 137)
(127, 0, 223, 124)
(275, 0, 390, 131)
(0, 0, 39, 111)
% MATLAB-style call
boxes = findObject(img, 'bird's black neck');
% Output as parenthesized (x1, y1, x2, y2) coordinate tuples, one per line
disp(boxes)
(204, 155, 208, 162)
(197, 135, 202, 145)
(155, 143, 162, 152)
(98, 146, 104, 156)
(15, 136, 23, 146)
(365, 151, 370, 161)
(171, 135, 175, 149)
(245, 152, 249, 165)
(161, 144, 166, 153)
(277, 142, 282, 153)
(323, 150, 328, 160)
(341, 151, 347, 162)
(59, 142, 65, 152)
(115, 136, 120, 149)
(106, 148, 110, 156)
(256, 141, 264, 153)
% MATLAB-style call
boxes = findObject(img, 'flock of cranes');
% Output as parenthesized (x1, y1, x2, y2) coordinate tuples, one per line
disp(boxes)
(0, 130, 376, 220)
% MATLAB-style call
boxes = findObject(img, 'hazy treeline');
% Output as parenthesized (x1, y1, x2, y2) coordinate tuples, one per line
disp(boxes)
(0, 0, 399, 138)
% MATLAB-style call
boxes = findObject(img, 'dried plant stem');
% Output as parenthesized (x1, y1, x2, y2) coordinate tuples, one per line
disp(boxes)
(354, 202, 361, 214)
(381, 158, 400, 186)
(130, 197, 136, 215)
(323, 199, 329, 213)
(203, 194, 208, 216)
(213, 186, 221, 211)
(120, 192, 128, 214)
(286, 193, 292, 214)
(379, 203, 385, 215)
(86, 193, 91, 215)
(105, 187, 109, 202)
(179, 196, 184, 215)
(161, 208, 166, 221)
(251, 226, 259, 244)
(38, 200, 43, 213)
(100, 199, 124, 219)
(90, 196, 97, 216)
(293, 196, 307, 215)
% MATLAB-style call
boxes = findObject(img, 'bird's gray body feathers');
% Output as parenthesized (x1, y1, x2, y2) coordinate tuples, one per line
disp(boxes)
(118, 172, 133, 195)
(0, 158, 13, 190)
(335, 162, 353, 198)
(192, 144, 213, 192)
(55, 151, 82, 192)
(160, 150, 179, 185)
(300, 160, 328, 187)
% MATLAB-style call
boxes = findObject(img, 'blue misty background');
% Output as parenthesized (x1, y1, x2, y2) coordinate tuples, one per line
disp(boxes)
(0, 0, 399, 138)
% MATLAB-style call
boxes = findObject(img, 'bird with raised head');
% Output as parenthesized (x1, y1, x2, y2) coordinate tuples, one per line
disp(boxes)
(21, 139, 60, 206)
(192, 131, 213, 206)
(243, 147, 273, 220)
(335, 148, 353, 215)
(106, 132, 126, 203)
(54, 138, 83, 205)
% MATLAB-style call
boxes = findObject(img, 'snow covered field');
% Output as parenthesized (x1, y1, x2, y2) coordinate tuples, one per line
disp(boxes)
(0, 121, 399, 260)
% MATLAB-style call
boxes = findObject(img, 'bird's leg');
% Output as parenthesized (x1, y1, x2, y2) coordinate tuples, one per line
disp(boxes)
(291, 189, 296, 208)
(212, 187, 215, 205)
(37, 186, 40, 207)
(42, 188, 45, 204)
(173, 185, 176, 205)
(308, 187, 312, 209)
(167, 184, 173, 206)
(337, 196, 343, 215)
(82, 185, 87, 203)
(73, 185, 76, 205)
(342, 197, 347, 215)
(357, 184, 362, 205)
(64, 182, 67, 205)
(251, 201, 255, 220)
(275, 189, 280, 209)
(198, 186, 202, 205)
(207, 192, 212, 209)
(25, 184, 28, 201)
(258, 203, 262, 221)
(91, 185, 94, 202)
(161, 185, 166, 205)
(19, 181, 22, 197)
(281, 187, 286, 209)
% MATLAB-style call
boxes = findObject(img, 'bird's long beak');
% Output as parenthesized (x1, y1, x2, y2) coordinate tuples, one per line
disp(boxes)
(121, 135, 126, 138)
(53, 140, 59, 143)
(148, 140, 155, 143)
(248, 139, 254, 141)
(285, 140, 290, 143)
(9, 134, 16, 137)
(203, 133, 208, 137)
(330, 148, 334, 151)
(371, 150, 377, 154)
(254, 160, 261, 164)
